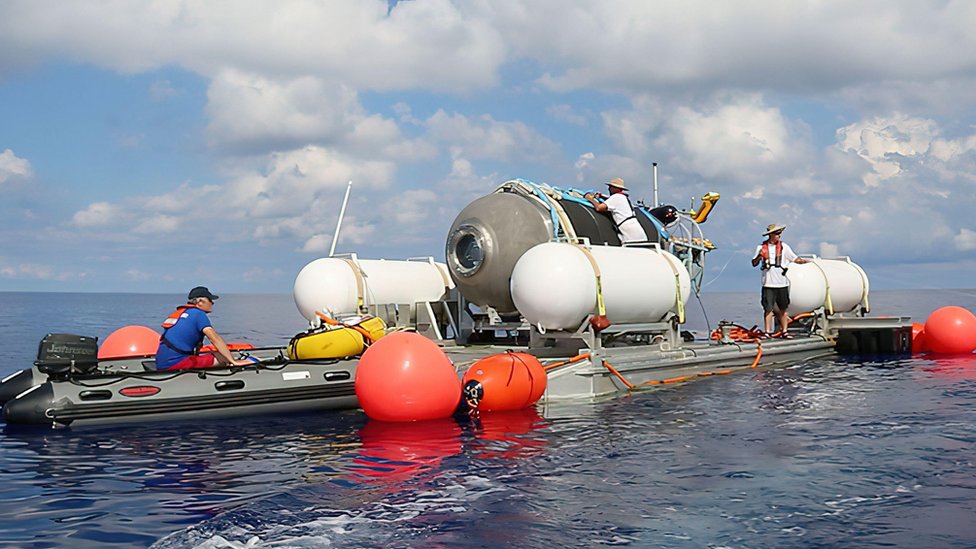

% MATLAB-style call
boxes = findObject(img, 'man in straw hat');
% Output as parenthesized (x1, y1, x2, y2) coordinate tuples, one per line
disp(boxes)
(751, 224, 809, 336)
(584, 177, 648, 244)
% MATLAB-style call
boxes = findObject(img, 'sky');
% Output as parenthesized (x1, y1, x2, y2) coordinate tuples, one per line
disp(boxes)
(1, 1, 975, 295)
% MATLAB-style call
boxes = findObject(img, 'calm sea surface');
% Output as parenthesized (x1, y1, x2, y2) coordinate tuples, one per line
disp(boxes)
(1, 290, 975, 547)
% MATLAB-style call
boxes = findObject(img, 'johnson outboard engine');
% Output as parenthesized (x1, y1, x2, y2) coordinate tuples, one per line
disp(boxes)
(34, 333, 99, 380)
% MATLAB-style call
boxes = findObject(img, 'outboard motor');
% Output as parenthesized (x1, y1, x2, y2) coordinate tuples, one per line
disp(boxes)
(34, 333, 99, 380)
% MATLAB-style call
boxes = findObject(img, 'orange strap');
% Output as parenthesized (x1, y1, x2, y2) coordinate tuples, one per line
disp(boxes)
(315, 311, 378, 343)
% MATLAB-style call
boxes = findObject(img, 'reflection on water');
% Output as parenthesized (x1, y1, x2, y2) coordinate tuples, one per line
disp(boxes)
(350, 417, 463, 481)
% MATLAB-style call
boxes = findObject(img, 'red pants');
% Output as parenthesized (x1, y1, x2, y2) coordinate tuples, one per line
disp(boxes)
(167, 354, 218, 370)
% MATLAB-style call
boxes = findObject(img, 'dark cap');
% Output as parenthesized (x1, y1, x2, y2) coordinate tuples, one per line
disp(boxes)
(188, 286, 219, 301)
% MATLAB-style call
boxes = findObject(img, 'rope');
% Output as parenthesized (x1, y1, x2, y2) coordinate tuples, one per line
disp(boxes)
(542, 348, 765, 392)
(543, 353, 591, 371)
(314, 312, 382, 343)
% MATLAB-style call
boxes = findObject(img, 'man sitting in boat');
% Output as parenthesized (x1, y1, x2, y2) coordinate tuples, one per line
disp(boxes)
(154, 286, 255, 370)
(584, 177, 648, 244)
(751, 224, 809, 336)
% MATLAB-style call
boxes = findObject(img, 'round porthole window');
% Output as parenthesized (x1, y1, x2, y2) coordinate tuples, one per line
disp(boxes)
(448, 225, 486, 277)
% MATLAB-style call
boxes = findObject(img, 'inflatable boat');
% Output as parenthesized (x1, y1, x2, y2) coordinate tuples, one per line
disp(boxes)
(0, 314, 397, 427)
(0, 344, 360, 427)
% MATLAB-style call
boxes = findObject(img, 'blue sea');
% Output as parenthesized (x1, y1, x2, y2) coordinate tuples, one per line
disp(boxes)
(1, 290, 975, 548)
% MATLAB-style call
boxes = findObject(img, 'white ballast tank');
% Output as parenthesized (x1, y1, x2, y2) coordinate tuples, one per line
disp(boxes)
(510, 242, 691, 331)
(294, 256, 453, 322)
(786, 257, 869, 316)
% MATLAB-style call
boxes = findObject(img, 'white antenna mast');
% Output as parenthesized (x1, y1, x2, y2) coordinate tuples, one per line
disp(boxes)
(329, 180, 353, 257)
(652, 162, 659, 207)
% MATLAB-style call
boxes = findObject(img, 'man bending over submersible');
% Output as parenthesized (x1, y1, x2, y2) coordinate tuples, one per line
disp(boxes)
(584, 177, 648, 244)
(752, 224, 809, 336)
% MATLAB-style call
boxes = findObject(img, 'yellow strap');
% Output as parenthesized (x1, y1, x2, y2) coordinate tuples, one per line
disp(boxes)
(659, 251, 685, 324)
(574, 245, 606, 316)
(341, 258, 367, 312)
(808, 260, 834, 315)
(674, 271, 685, 323)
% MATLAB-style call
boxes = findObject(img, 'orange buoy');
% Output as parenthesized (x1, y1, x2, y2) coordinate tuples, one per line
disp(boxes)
(462, 351, 548, 412)
(355, 331, 460, 422)
(911, 322, 928, 354)
(98, 325, 160, 360)
(924, 306, 976, 355)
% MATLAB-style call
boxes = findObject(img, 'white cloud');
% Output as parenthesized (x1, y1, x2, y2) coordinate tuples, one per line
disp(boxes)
(955, 228, 976, 252)
(133, 214, 179, 234)
(72, 202, 122, 227)
(836, 114, 938, 187)
(204, 69, 434, 158)
(546, 104, 589, 126)
(384, 189, 439, 226)
(479, 3, 976, 99)
(149, 79, 179, 101)
(818, 242, 840, 258)
(0, 259, 81, 281)
(301, 234, 333, 254)
(661, 95, 813, 181)
(0, 149, 32, 183)
(205, 70, 363, 151)
(225, 146, 394, 220)
(0, 1, 506, 92)
(426, 110, 561, 162)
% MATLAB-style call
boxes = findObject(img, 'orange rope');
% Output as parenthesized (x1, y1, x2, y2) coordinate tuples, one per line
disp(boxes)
(749, 344, 763, 368)
(543, 353, 591, 371)
(315, 312, 378, 343)
(543, 341, 764, 391)
(600, 360, 635, 389)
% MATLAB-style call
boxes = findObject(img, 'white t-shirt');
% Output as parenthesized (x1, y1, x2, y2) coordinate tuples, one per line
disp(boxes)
(604, 193, 647, 243)
(754, 241, 799, 288)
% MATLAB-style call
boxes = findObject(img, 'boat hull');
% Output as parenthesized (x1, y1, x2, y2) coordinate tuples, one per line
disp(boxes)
(2, 349, 360, 426)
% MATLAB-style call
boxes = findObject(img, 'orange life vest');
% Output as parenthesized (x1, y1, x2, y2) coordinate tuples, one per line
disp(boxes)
(160, 305, 201, 355)
(162, 305, 199, 329)
(760, 241, 786, 273)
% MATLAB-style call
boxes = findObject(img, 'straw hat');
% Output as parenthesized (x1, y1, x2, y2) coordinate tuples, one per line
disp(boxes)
(606, 177, 627, 191)
(763, 223, 786, 236)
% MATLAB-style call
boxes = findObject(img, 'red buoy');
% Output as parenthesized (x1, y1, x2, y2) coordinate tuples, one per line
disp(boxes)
(911, 322, 928, 354)
(355, 332, 460, 422)
(98, 325, 160, 360)
(924, 306, 976, 355)
(461, 352, 547, 412)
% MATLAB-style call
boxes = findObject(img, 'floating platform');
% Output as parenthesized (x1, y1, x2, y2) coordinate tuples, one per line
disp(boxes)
(0, 310, 913, 427)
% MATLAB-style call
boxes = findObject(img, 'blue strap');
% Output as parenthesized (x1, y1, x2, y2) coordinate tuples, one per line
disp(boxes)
(512, 178, 561, 239)
(636, 208, 670, 240)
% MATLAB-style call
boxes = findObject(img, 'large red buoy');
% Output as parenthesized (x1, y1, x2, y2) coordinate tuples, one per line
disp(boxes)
(355, 331, 460, 421)
(462, 351, 547, 412)
(911, 322, 928, 354)
(924, 306, 976, 355)
(98, 325, 160, 359)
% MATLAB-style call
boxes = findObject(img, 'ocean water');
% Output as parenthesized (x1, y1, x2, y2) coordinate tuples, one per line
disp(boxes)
(0, 290, 975, 547)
